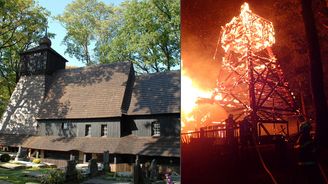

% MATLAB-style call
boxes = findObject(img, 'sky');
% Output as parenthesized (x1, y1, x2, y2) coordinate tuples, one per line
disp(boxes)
(37, 0, 125, 67)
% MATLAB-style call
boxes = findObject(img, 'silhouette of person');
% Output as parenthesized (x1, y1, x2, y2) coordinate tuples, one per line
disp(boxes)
(240, 116, 252, 149)
(226, 114, 237, 145)
(296, 117, 315, 165)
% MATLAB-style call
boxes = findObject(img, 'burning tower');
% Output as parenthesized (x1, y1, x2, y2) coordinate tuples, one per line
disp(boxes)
(211, 3, 301, 136)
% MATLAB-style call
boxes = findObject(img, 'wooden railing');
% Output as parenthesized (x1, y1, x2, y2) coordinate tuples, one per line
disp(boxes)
(181, 126, 240, 144)
(110, 163, 133, 172)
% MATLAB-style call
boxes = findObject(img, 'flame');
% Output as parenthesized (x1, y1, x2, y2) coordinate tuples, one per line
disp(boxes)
(221, 2, 275, 57)
(181, 3, 278, 133)
(181, 70, 228, 132)
(219, 2, 277, 89)
(181, 73, 212, 115)
(181, 70, 210, 132)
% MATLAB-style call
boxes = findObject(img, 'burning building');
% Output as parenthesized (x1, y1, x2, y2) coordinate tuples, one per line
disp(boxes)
(182, 2, 306, 137)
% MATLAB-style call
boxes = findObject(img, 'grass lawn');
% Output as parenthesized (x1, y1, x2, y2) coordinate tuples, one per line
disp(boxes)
(0, 167, 52, 184)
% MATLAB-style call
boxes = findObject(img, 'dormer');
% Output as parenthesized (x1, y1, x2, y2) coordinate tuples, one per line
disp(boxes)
(20, 37, 67, 75)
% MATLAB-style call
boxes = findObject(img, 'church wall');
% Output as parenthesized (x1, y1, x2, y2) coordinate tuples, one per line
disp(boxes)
(130, 114, 180, 137)
(38, 119, 121, 138)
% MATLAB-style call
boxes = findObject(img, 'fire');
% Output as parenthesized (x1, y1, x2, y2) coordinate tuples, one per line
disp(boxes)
(181, 72, 211, 131)
(182, 3, 278, 133)
(221, 2, 275, 56)
(181, 73, 212, 115)
(218, 2, 278, 109)
(181, 70, 228, 132)
(181, 2, 299, 138)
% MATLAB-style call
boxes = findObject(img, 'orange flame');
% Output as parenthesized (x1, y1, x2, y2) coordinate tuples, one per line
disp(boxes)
(182, 3, 277, 133)
(181, 69, 228, 132)
(221, 2, 275, 55)
(181, 71, 212, 131)
(181, 73, 212, 114)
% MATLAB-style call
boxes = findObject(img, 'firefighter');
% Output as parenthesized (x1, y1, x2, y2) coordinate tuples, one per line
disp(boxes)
(226, 114, 237, 145)
(295, 118, 315, 165)
(240, 116, 252, 149)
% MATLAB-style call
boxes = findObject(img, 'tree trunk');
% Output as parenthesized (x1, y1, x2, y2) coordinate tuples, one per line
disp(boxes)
(301, 0, 328, 148)
(84, 43, 91, 65)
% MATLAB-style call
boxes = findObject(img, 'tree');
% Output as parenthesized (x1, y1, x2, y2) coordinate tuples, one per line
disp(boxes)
(97, 0, 180, 73)
(301, 0, 328, 148)
(56, 0, 114, 66)
(0, 0, 49, 116)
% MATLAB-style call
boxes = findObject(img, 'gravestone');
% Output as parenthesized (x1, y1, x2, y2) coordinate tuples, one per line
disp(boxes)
(103, 151, 110, 172)
(141, 162, 150, 183)
(88, 159, 98, 177)
(133, 163, 144, 184)
(149, 159, 158, 181)
(66, 160, 77, 181)
(133, 155, 144, 184)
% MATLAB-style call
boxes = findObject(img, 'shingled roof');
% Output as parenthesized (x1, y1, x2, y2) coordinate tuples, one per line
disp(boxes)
(22, 135, 179, 157)
(127, 71, 180, 115)
(0, 134, 31, 147)
(38, 62, 132, 119)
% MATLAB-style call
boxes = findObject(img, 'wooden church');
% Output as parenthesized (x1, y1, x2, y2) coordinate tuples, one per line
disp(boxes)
(0, 37, 180, 169)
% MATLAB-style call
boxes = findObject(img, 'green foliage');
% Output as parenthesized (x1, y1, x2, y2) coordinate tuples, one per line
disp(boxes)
(0, 153, 11, 162)
(40, 169, 65, 184)
(0, 0, 49, 50)
(56, 0, 114, 65)
(0, 0, 50, 117)
(76, 169, 86, 181)
(0, 168, 40, 184)
(32, 158, 41, 164)
(97, 0, 180, 73)
(57, 0, 180, 73)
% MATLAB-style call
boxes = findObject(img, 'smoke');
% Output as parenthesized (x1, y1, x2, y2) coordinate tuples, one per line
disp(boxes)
(181, 33, 228, 132)
(182, 32, 221, 90)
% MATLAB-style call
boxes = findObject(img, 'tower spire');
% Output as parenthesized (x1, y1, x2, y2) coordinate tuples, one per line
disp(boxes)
(39, 21, 51, 47)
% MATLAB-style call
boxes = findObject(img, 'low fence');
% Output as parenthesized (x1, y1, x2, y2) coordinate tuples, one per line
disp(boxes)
(110, 163, 133, 172)
(38, 158, 133, 173)
(39, 158, 133, 172)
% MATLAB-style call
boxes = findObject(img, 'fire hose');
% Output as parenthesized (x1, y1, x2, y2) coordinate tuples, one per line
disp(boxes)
(318, 161, 328, 184)
(252, 134, 328, 184)
(252, 134, 279, 184)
